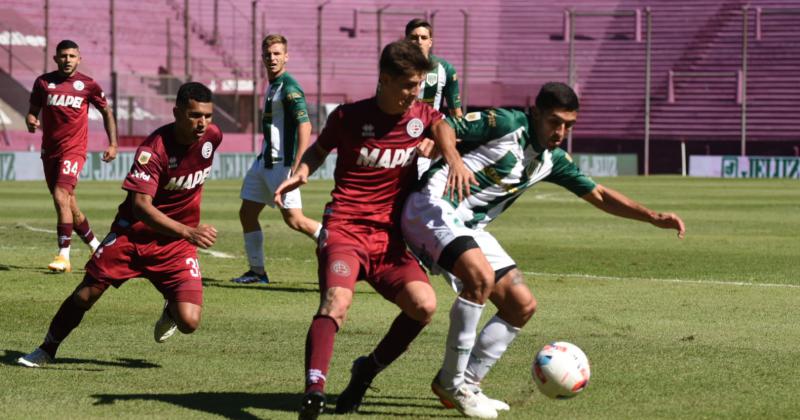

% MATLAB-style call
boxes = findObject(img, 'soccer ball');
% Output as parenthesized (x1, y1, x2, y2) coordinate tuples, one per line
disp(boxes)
(532, 341, 591, 399)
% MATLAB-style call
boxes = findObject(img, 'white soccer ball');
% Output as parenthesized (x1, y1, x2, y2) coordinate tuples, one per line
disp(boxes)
(532, 341, 591, 399)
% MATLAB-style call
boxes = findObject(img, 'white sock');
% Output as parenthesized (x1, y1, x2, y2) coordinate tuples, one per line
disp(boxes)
(58, 246, 70, 258)
(89, 238, 100, 252)
(439, 296, 485, 389)
(243, 230, 264, 272)
(465, 315, 520, 386)
(312, 224, 322, 240)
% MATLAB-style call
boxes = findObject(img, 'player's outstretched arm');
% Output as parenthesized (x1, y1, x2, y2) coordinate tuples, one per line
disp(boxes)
(131, 192, 217, 248)
(274, 142, 329, 207)
(581, 184, 686, 239)
(430, 119, 477, 202)
(25, 105, 41, 133)
(98, 105, 119, 162)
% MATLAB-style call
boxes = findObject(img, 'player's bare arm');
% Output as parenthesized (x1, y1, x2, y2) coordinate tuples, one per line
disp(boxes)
(98, 105, 118, 162)
(293, 121, 312, 174)
(26, 105, 41, 133)
(430, 119, 476, 201)
(581, 184, 686, 239)
(274, 142, 329, 207)
(131, 192, 217, 248)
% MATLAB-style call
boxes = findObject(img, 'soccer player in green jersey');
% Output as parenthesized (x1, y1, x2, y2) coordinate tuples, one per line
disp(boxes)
(233, 35, 322, 284)
(406, 18, 463, 177)
(402, 82, 685, 417)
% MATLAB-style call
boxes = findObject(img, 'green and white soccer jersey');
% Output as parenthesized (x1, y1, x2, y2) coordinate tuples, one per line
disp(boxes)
(419, 54, 461, 113)
(420, 108, 596, 230)
(262, 72, 310, 167)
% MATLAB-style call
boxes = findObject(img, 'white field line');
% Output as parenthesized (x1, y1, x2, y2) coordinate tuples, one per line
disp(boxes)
(17, 223, 56, 234)
(198, 249, 236, 259)
(523, 271, 800, 289)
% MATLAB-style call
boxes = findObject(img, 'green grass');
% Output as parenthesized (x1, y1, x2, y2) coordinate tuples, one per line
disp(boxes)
(1, 176, 799, 419)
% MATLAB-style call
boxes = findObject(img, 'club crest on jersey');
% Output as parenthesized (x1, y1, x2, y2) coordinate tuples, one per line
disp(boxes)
(137, 151, 152, 165)
(201, 141, 213, 159)
(330, 260, 351, 277)
(356, 146, 417, 169)
(406, 118, 424, 138)
(168, 156, 178, 169)
(361, 124, 375, 137)
(426, 73, 438, 86)
(73, 80, 84, 91)
(47, 83, 56, 89)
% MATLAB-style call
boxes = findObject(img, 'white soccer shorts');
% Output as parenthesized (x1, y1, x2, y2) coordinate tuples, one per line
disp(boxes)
(401, 191, 515, 292)
(239, 159, 302, 209)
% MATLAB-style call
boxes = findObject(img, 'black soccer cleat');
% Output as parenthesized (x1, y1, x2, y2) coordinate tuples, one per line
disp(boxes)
(298, 391, 326, 420)
(335, 356, 375, 413)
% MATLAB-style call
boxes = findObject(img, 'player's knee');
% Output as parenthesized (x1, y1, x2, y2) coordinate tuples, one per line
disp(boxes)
(176, 314, 201, 334)
(319, 290, 352, 326)
(415, 298, 437, 324)
(71, 290, 97, 310)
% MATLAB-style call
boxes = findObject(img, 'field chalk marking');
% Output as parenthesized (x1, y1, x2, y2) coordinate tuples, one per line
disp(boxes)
(199, 249, 236, 259)
(523, 271, 799, 289)
(17, 223, 56, 234)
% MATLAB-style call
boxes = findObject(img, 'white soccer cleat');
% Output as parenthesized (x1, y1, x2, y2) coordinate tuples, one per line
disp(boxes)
(432, 375, 498, 419)
(472, 388, 510, 412)
(154, 302, 178, 343)
(17, 348, 53, 368)
(47, 255, 71, 273)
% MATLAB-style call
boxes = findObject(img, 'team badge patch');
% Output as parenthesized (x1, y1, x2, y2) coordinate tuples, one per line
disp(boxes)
(426, 73, 438, 86)
(201, 141, 213, 159)
(330, 260, 352, 277)
(137, 151, 152, 165)
(47, 83, 56, 89)
(73, 81, 84, 91)
(406, 118, 424, 138)
(464, 112, 481, 122)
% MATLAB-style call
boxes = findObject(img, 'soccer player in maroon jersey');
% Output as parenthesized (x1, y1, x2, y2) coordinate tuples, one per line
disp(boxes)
(274, 40, 476, 420)
(26, 40, 118, 273)
(17, 82, 220, 368)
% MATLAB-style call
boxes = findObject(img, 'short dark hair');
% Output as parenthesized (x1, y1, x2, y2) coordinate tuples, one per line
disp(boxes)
(535, 82, 580, 112)
(176, 82, 212, 107)
(379, 40, 432, 78)
(405, 18, 433, 37)
(56, 40, 79, 53)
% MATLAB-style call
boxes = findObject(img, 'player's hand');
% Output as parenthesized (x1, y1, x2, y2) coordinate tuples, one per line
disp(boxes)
(416, 138, 440, 159)
(187, 224, 217, 248)
(652, 212, 686, 239)
(446, 160, 477, 202)
(102, 145, 118, 162)
(26, 115, 40, 133)
(274, 173, 308, 207)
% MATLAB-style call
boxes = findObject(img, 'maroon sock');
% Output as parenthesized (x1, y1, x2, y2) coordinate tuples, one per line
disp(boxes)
(73, 218, 96, 245)
(39, 294, 88, 358)
(304, 315, 339, 394)
(367, 312, 427, 376)
(56, 223, 73, 249)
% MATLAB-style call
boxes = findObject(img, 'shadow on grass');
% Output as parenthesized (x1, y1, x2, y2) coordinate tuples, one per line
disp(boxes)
(91, 391, 460, 418)
(2, 349, 161, 370)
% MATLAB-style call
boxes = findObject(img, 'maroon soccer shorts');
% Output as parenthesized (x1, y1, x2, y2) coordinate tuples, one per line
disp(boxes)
(42, 154, 85, 194)
(85, 231, 204, 305)
(317, 221, 429, 302)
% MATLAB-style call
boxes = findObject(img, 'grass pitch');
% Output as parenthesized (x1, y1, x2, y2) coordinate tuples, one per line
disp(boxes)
(1, 176, 799, 419)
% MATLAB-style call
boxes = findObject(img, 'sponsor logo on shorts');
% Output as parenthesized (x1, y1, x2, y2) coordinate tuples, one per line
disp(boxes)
(330, 260, 351, 277)
(73, 80, 84, 91)
(406, 118, 424, 138)
(201, 141, 213, 159)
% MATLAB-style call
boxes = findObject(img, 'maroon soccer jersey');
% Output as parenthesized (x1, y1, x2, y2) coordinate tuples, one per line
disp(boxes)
(317, 98, 443, 226)
(29, 71, 107, 158)
(114, 123, 222, 240)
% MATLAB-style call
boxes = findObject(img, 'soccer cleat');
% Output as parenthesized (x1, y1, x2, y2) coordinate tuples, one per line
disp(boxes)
(47, 255, 71, 273)
(431, 374, 498, 419)
(154, 301, 178, 343)
(472, 387, 510, 412)
(17, 348, 53, 368)
(335, 356, 375, 413)
(298, 391, 326, 420)
(231, 270, 270, 284)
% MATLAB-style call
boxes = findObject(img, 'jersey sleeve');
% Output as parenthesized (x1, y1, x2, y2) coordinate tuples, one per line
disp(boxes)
(88, 80, 108, 109)
(122, 145, 163, 197)
(284, 84, 311, 125)
(446, 109, 519, 144)
(544, 149, 597, 197)
(315, 106, 343, 152)
(29, 77, 45, 108)
(442, 61, 462, 111)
